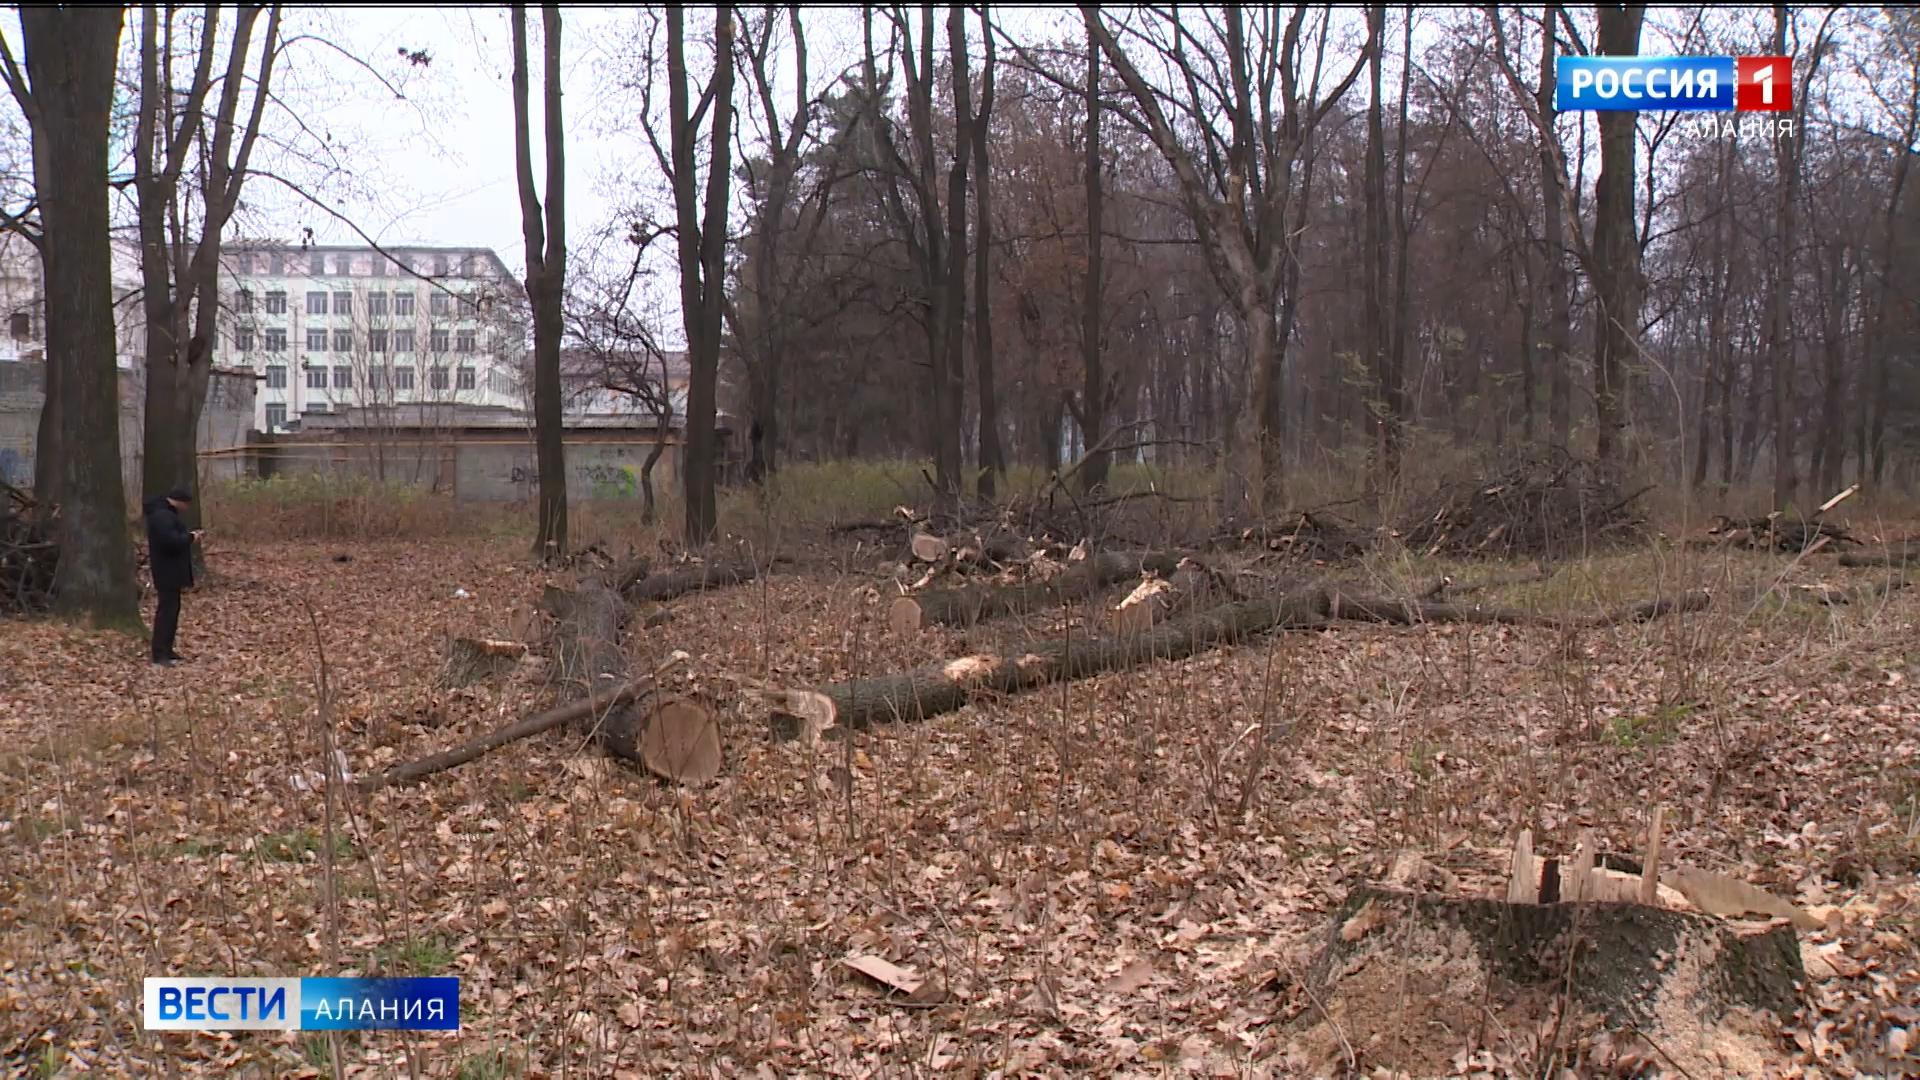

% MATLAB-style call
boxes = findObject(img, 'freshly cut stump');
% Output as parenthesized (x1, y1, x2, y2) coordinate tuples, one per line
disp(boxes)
(1291, 885, 1804, 1078)
(620, 693, 722, 783)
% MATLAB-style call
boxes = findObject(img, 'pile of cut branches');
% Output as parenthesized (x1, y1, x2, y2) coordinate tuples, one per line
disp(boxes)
(0, 482, 55, 613)
(1397, 452, 1645, 558)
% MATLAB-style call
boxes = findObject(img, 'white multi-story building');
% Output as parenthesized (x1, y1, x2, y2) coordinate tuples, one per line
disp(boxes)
(218, 244, 526, 432)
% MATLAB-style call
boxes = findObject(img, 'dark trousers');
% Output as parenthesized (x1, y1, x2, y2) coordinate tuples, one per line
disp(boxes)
(152, 588, 181, 660)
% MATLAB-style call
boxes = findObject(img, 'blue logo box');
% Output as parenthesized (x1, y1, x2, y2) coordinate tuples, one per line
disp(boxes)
(1557, 56, 1736, 112)
(144, 977, 459, 1031)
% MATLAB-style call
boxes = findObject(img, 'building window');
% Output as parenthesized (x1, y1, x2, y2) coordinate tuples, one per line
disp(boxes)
(306, 291, 328, 315)
(430, 292, 451, 316)
(265, 402, 287, 428)
(456, 366, 476, 391)
(434, 255, 450, 275)
(236, 288, 254, 313)
(333, 330, 352, 352)
(332, 365, 352, 389)
(266, 364, 287, 389)
(394, 365, 415, 391)
(236, 329, 255, 351)
(306, 328, 327, 352)
(429, 366, 449, 391)
(394, 290, 414, 316)
(369, 329, 388, 353)
(306, 365, 327, 389)
(8, 312, 28, 340)
(370, 257, 386, 278)
(266, 290, 286, 314)
(430, 328, 450, 352)
(394, 328, 415, 353)
(367, 291, 388, 316)
(333, 291, 352, 315)
(310, 253, 325, 275)
(455, 330, 476, 353)
(265, 328, 286, 352)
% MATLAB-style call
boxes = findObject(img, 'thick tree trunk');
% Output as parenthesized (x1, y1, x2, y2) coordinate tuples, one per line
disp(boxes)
(513, 3, 569, 561)
(972, 7, 1003, 500)
(1590, 5, 1644, 465)
(26, 7, 138, 623)
(1079, 18, 1109, 496)
(669, 7, 735, 545)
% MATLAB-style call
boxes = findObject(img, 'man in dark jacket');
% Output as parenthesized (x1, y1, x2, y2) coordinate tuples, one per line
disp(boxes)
(144, 486, 200, 665)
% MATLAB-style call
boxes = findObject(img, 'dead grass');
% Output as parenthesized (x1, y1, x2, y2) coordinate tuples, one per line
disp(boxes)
(2, 533, 1917, 1075)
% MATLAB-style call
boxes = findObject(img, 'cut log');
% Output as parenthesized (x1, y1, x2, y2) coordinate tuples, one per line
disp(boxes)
(1110, 563, 1213, 635)
(1299, 885, 1804, 1076)
(631, 695, 724, 783)
(773, 588, 1336, 737)
(910, 532, 950, 563)
(1838, 543, 1920, 568)
(907, 549, 1186, 628)
(888, 595, 924, 635)
(624, 560, 758, 602)
(775, 585, 1719, 739)
(362, 676, 652, 790)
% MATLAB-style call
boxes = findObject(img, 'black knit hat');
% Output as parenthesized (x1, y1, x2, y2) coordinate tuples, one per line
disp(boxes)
(165, 487, 193, 503)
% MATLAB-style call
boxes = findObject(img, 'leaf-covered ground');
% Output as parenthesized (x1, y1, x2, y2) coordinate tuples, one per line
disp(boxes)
(2, 537, 1918, 1077)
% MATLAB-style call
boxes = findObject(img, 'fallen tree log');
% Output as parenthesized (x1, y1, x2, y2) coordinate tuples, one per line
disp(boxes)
(363, 676, 652, 790)
(891, 549, 1185, 631)
(373, 574, 714, 787)
(624, 559, 759, 603)
(1838, 543, 1920, 568)
(779, 589, 1336, 736)
(777, 586, 1716, 738)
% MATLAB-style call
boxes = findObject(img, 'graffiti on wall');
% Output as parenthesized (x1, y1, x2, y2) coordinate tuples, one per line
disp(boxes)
(506, 461, 642, 499)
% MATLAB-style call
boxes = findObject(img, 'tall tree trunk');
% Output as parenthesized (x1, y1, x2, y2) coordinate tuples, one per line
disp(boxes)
(1764, 5, 1802, 510)
(1389, 9, 1413, 460)
(1589, 4, 1644, 466)
(668, 6, 734, 544)
(1078, 15, 1108, 495)
(512, 3, 568, 560)
(1811, 242, 1849, 497)
(1362, 5, 1395, 490)
(971, 5, 1002, 499)
(942, 3, 971, 506)
(16, 6, 139, 623)
(1537, 4, 1572, 451)
(137, 4, 273, 583)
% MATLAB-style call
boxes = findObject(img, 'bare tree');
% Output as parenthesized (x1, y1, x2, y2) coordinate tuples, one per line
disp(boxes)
(647, 6, 735, 544)
(1589, 3, 1644, 466)
(971, 4, 1004, 497)
(1077, 11, 1109, 495)
(512, 2, 568, 560)
(1082, 4, 1369, 518)
(134, 3, 282, 564)
(1, 7, 139, 622)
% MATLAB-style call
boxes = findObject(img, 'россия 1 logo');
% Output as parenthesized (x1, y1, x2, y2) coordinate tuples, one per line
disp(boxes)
(1557, 56, 1793, 113)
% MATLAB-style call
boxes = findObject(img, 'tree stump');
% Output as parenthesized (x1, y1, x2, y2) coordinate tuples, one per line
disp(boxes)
(1293, 884, 1804, 1076)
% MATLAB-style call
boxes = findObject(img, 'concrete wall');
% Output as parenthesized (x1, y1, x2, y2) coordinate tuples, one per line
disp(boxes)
(456, 438, 680, 502)
(0, 359, 257, 497)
